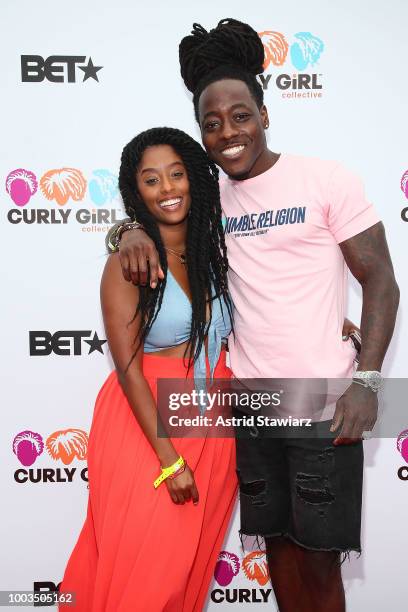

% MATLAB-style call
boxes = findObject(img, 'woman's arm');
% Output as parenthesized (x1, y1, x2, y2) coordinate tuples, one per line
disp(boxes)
(100, 254, 198, 504)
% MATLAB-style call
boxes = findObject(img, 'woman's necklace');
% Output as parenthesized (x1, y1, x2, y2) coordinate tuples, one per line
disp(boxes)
(165, 247, 186, 265)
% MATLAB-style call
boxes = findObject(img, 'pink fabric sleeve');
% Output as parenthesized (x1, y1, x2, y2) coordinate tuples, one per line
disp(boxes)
(326, 164, 381, 244)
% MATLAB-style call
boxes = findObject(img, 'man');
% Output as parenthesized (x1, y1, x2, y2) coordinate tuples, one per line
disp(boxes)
(106, 19, 399, 612)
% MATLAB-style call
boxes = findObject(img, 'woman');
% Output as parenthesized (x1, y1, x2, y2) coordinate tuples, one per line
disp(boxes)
(59, 127, 237, 611)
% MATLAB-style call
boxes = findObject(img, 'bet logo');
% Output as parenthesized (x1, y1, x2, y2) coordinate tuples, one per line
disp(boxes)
(29, 330, 107, 356)
(21, 55, 102, 83)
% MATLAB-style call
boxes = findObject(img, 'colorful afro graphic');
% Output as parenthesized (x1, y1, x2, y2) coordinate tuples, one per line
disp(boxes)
(259, 31, 289, 69)
(214, 551, 240, 586)
(13, 430, 44, 466)
(39, 168, 87, 205)
(242, 551, 270, 586)
(6, 169, 38, 206)
(88, 169, 119, 205)
(400, 170, 408, 199)
(397, 430, 408, 463)
(45, 428, 88, 465)
(290, 32, 324, 70)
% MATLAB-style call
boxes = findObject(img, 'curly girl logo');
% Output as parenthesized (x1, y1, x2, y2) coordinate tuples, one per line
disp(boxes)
(12, 428, 89, 485)
(13, 428, 88, 466)
(6, 169, 38, 206)
(214, 551, 240, 586)
(397, 430, 408, 463)
(259, 30, 324, 70)
(40, 168, 87, 205)
(5, 168, 120, 207)
(259, 31, 289, 68)
(5, 167, 122, 227)
(258, 30, 324, 98)
(88, 169, 119, 205)
(12, 430, 44, 466)
(211, 550, 272, 603)
(242, 551, 270, 586)
(290, 32, 324, 70)
(400, 171, 408, 223)
(213, 550, 270, 586)
(400, 170, 408, 199)
(397, 430, 408, 481)
(46, 429, 88, 464)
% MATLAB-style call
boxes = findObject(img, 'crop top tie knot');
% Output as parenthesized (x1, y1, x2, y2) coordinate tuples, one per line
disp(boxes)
(144, 270, 232, 409)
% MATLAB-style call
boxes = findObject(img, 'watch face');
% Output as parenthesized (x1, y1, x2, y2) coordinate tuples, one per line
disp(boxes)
(354, 371, 383, 391)
(369, 372, 382, 391)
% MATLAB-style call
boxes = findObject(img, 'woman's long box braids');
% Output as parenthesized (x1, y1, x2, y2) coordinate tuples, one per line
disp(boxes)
(118, 126, 233, 371)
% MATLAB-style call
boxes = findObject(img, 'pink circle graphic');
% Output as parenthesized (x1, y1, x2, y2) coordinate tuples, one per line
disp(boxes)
(397, 430, 408, 463)
(6, 169, 38, 206)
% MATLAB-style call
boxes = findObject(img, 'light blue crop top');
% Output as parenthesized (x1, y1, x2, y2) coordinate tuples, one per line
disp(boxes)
(144, 270, 232, 397)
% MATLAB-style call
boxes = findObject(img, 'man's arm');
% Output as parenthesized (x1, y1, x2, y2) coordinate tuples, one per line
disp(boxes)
(341, 221, 399, 370)
(331, 221, 400, 444)
(107, 222, 363, 342)
(106, 220, 163, 287)
(105, 219, 131, 254)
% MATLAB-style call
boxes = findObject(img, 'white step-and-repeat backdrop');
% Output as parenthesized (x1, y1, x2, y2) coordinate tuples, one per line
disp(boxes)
(2, 0, 407, 610)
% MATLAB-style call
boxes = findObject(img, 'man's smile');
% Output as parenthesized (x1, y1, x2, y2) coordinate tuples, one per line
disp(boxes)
(220, 144, 247, 159)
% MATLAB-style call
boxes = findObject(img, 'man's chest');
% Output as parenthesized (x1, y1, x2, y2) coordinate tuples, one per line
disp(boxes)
(222, 197, 330, 254)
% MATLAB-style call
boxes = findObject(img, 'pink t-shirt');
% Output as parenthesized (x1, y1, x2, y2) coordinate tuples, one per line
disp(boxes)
(221, 154, 380, 387)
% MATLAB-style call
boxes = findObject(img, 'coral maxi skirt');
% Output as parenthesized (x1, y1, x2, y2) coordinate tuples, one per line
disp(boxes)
(59, 351, 237, 612)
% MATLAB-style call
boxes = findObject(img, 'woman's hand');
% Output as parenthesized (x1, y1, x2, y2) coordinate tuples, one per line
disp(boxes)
(165, 465, 199, 505)
(119, 229, 164, 288)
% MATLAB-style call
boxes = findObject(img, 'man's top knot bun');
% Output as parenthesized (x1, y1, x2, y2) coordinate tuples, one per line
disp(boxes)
(179, 18, 265, 93)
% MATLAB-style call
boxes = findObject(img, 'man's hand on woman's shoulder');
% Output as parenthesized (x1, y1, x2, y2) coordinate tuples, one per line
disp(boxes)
(106, 221, 164, 288)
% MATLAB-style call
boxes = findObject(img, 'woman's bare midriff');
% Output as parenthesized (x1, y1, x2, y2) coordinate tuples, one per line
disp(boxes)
(148, 336, 225, 359)
(148, 339, 192, 359)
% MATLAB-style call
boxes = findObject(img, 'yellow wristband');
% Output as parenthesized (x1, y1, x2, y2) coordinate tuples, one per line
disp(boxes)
(153, 456, 185, 489)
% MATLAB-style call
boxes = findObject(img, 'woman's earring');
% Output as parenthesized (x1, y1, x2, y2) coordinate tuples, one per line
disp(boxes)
(264, 122, 269, 129)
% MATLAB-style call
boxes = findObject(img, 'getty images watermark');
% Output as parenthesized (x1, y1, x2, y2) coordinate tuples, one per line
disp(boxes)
(167, 388, 312, 429)
(157, 377, 408, 439)
(156, 379, 325, 438)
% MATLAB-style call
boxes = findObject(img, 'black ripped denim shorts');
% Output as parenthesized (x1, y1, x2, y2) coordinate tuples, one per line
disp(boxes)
(233, 409, 364, 554)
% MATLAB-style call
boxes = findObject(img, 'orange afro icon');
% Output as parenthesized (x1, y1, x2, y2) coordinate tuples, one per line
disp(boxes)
(46, 428, 88, 464)
(259, 31, 289, 69)
(242, 551, 270, 586)
(40, 168, 87, 205)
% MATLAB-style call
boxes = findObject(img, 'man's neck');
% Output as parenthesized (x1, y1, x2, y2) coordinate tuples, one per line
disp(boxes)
(230, 149, 281, 181)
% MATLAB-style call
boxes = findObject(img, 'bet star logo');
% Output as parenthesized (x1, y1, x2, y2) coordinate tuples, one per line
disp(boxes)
(21, 55, 103, 83)
(29, 330, 107, 356)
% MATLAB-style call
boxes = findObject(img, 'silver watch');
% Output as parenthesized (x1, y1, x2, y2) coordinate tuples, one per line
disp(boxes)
(352, 371, 383, 393)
